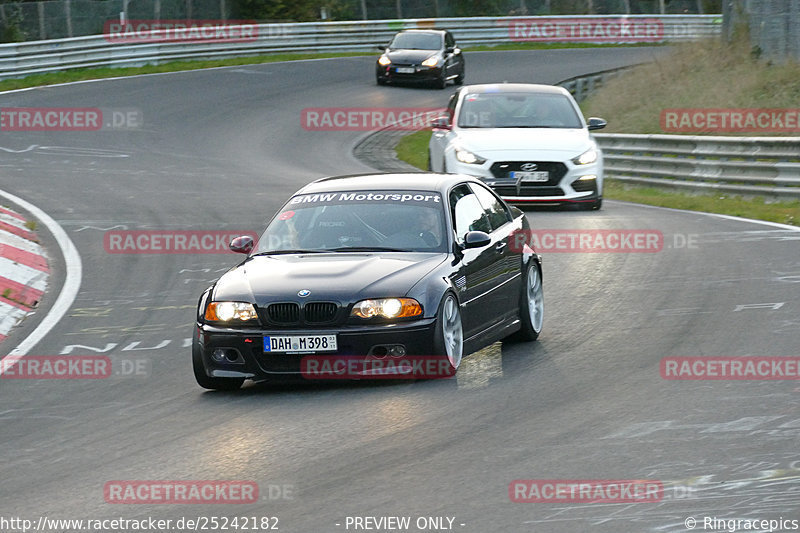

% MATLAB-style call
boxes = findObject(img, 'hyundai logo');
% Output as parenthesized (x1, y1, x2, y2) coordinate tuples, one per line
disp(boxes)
(298, 289, 311, 297)
(520, 163, 538, 171)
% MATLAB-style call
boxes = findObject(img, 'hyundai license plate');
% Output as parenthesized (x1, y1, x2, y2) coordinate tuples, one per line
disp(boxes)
(512, 171, 549, 182)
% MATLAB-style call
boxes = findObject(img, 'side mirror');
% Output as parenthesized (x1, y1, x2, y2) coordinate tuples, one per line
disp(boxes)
(445, 46, 455, 54)
(229, 236, 254, 254)
(377, 44, 387, 51)
(431, 115, 452, 131)
(463, 231, 491, 249)
(587, 117, 607, 131)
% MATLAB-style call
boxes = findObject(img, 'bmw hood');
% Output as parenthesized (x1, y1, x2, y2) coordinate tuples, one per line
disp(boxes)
(454, 128, 594, 155)
(212, 253, 448, 305)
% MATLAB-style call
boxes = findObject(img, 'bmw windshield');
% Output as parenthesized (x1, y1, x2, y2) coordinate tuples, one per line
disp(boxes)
(254, 191, 448, 254)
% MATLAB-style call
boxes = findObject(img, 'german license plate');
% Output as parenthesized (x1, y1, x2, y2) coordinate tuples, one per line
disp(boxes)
(396, 67, 415, 74)
(264, 335, 337, 353)
(512, 171, 549, 182)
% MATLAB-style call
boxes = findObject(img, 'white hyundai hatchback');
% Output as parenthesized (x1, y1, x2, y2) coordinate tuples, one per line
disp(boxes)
(428, 83, 607, 209)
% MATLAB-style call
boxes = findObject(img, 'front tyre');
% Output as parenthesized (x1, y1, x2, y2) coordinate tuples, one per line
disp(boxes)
(192, 335, 244, 391)
(433, 292, 463, 373)
(508, 261, 543, 341)
(435, 70, 447, 90)
(454, 65, 464, 85)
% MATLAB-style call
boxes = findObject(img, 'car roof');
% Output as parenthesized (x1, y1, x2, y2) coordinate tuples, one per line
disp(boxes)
(393, 29, 446, 35)
(297, 173, 478, 195)
(460, 83, 570, 96)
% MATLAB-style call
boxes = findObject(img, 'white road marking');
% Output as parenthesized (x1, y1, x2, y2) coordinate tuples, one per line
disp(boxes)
(74, 224, 128, 232)
(733, 302, 785, 312)
(0, 145, 37, 153)
(624, 200, 800, 232)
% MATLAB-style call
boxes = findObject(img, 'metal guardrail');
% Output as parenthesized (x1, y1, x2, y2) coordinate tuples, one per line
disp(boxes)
(595, 133, 800, 199)
(0, 15, 721, 80)
(559, 66, 632, 103)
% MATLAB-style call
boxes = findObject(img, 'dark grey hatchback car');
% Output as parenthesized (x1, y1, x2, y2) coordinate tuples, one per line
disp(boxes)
(376, 29, 465, 89)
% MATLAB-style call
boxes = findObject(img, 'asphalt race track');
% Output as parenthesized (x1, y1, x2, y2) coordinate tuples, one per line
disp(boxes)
(1, 47, 799, 532)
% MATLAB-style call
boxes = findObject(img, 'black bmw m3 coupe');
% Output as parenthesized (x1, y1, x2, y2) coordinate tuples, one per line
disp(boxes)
(193, 173, 542, 390)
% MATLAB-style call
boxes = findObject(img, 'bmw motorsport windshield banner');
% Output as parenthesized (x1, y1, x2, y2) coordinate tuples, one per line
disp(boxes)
(287, 191, 442, 207)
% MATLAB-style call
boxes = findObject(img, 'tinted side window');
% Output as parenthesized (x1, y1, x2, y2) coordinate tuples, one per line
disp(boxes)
(450, 185, 491, 240)
(470, 184, 511, 231)
(445, 32, 455, 48)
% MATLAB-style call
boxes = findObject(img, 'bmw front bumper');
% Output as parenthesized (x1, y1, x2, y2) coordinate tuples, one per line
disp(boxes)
(195, 318, 439, 382)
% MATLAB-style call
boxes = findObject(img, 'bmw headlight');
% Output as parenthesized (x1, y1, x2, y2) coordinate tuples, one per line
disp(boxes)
(205, 302, 259, 323)
(421, 56, 439, 68)
(455, 148, 487, 165)
(378, 55, 391, 66)
(351, 298, 422, 319)
(572, 148, 598, 166)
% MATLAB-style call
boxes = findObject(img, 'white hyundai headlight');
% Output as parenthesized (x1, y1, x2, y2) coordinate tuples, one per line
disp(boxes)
(378, 55, 391, 66)
(421, 56, 439, 68)
(455, 148, 487, 165)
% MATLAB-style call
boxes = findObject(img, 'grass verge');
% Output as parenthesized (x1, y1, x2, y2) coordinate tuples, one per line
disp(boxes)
(395, 129, 432, 170)
(580, 35, 800, 135)
(603, 180, 798, 226)
(395, 130, 800, 227)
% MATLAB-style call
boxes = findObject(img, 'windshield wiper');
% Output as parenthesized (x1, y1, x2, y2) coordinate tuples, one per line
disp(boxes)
(251, 249, 328, 256)
(328, 246, 413, 252)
